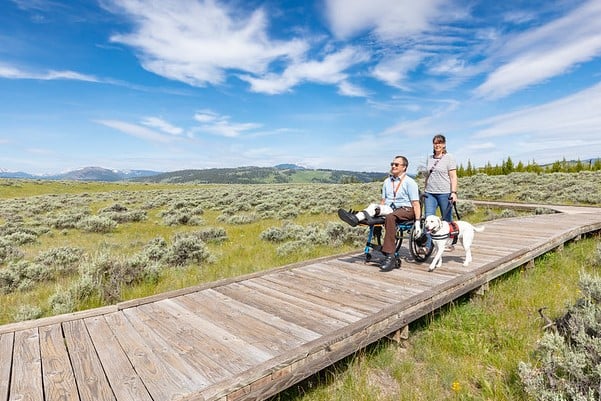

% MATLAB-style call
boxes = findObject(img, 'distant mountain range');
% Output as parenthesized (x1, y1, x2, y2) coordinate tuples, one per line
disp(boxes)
(0, 166, 162, 182)
(0, 165, 386, 184)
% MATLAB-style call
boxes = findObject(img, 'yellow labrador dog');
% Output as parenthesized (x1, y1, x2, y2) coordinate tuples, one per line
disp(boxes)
(424, 215, 485, 271)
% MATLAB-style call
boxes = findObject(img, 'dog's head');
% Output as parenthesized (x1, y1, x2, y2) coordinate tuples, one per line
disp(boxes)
(424, 215, 443, 233)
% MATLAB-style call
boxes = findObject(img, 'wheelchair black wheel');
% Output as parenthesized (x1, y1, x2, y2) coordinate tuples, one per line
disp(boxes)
(409, 225, 433, 262)
(365, 253, 372, 263)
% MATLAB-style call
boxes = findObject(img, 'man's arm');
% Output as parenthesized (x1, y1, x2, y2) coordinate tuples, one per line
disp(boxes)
(411, 199, 420, 221)
(411, 199, 422, 235)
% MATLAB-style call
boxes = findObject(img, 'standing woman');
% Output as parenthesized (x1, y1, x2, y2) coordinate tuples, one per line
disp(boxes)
(424, 134, 458, 222)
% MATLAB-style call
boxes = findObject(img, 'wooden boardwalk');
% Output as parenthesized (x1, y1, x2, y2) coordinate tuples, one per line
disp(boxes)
(1, 205, 600, 401)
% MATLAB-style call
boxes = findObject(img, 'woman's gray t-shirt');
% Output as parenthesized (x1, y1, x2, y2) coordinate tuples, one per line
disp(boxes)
(425, 153, 456, 194)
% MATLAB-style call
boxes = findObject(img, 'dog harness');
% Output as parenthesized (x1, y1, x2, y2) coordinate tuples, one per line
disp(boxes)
(430, 221, 460, 245)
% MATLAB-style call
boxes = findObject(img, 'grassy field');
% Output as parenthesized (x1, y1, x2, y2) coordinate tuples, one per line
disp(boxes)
(1, 172, 600, 400)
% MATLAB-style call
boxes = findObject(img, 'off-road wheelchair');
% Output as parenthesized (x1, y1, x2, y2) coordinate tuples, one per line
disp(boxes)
(360, 213, 432, 268)
(342, 194, 433, 269)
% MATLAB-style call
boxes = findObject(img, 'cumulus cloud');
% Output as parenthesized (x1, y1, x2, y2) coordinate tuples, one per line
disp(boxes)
(240, 46, 369, 94)
(324, 0, 447, 41)
(105, 0, 307, 87)
(475, 0, 601, 99)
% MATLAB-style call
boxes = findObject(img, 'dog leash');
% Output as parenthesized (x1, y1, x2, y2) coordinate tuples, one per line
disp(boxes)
(443, 197, 461, 220)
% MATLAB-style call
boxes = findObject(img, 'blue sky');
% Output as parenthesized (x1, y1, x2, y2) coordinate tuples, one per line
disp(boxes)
(1, 0, 600, 175)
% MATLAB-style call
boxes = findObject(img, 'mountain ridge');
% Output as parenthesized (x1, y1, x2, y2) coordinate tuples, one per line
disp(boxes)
(0, 165, 385, 184)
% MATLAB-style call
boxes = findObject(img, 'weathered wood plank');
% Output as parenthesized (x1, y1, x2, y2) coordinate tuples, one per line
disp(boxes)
(257, 272, 386, 315)
(104, 311, 199, 401)
(324, 259, 436, 292)
(135, 298, 271, 372)
(0, 305, 118, 336)
(191, 288, 321, 342)
(10, 328, 43, 401)
(39, 324, 79, 401)
(249, 276, 370, 319)
(84, 316, 153, 401)
(62, 319, 115, 401)
(0, 332, 14, 401)
(301, 263, 421, 299)
(177, 290, 309, 354)
(216, 281, 349, 334)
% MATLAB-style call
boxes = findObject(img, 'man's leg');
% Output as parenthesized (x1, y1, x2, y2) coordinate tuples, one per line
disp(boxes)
(381, 208, 415, 271)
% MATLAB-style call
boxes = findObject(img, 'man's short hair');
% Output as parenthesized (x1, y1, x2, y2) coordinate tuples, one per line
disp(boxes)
(394, 155, 409, 168)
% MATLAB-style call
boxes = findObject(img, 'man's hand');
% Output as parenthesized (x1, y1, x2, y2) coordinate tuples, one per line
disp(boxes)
(414, 219, 422, 237)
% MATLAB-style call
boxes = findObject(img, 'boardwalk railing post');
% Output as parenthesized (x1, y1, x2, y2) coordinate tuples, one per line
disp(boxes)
(387, 325, 409, 346)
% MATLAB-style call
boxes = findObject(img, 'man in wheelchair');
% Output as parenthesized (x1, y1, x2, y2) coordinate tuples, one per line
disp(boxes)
(338, 155, 422, 271)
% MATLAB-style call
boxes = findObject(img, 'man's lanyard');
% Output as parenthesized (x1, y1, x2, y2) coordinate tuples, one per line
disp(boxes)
(391, 174, 406, 200)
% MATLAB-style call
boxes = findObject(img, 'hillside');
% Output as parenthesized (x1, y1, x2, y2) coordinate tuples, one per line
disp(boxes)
(132, 166, 387, 184)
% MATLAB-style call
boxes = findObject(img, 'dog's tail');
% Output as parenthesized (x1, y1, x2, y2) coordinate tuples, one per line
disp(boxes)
(473, 225, 485, 232)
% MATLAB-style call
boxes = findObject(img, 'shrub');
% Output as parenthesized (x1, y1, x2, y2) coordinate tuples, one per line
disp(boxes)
(69, 274, 98, 302)
(175, 227, 228, 243)
(500, 209, 517, 218)
(260, 226, 288, 242)
(13, 304, 43, 322)
(35, 247, 84, 275)
(78, 253, 154, 303)
(4, 231, 38, 245)
(48, 289, 75, 315)
(77, 216, 117, 233)
(101, 210, 147, 223)
(518, 272, 601, 400)
(0, 260, 53, 294)
(161, 211, 203, 226)
(48, 209, 90, 229)
(216, 213, 258, 224)
(0, 238, 23, 263)
(140, 237, 170, 262)
(164, 235, 213, 267)
(456, 200, 475, 216)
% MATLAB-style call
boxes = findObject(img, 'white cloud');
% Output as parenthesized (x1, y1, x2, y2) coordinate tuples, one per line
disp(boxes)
(473, 81, 601, 140)
(95, 119, 177, 143)
(324, 0, 447, 41)
(0, 63, 98, 81)
(105, 0, 307, 87)
(193, 110, 219, 123)
(193, 110, 261, 138)
(337, 80, 368, 97)
(241, 46, 369, 94)
(475, 0, 601, 99)
(371, 50, 427, 89)
(140, 117, 183, 136)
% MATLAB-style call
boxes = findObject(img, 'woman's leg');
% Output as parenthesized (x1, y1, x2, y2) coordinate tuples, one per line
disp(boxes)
(424, 193, 438, 218)
(434, 193, 453, 222)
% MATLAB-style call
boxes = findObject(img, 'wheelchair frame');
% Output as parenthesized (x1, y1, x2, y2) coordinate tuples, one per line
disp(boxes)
(361, 214, 433, 268)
